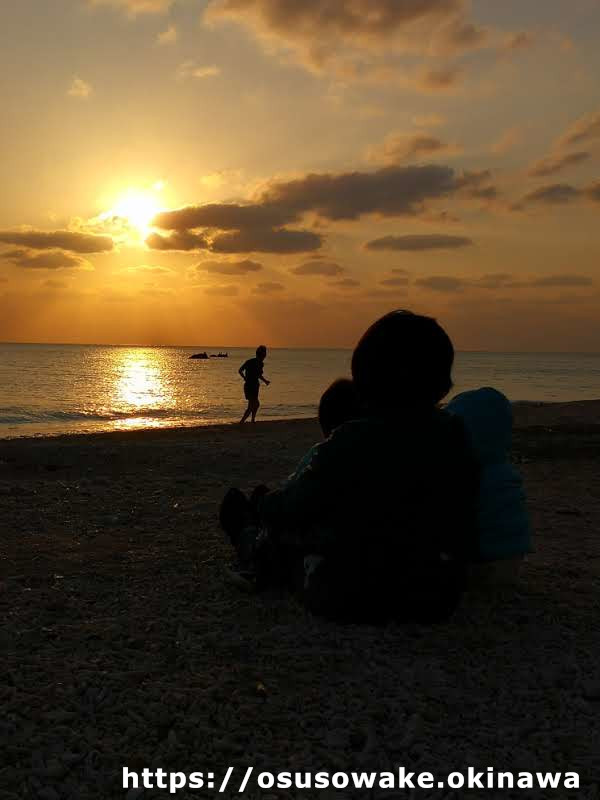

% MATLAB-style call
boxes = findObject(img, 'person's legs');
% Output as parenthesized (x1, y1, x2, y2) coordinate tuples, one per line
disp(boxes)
(250, 398, 260, 422)
(240, 403, 252, 424)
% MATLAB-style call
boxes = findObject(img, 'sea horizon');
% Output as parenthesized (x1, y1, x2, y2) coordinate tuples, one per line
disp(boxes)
(2, 342, 600, 439)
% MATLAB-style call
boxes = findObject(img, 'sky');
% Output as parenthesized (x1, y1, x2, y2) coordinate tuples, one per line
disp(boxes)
(1, 0, 600, 350)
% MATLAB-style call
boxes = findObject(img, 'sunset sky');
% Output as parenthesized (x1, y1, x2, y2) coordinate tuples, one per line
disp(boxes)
(1, 0, 600, 350)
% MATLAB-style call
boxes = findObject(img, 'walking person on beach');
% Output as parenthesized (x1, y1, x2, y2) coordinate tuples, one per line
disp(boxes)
(239, 345, 270, 423)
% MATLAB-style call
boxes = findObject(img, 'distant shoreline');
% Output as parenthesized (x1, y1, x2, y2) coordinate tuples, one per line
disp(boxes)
(1, 398, 598, 444)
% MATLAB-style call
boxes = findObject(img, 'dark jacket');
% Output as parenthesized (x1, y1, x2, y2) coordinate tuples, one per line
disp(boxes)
(261, 409, 478, 623)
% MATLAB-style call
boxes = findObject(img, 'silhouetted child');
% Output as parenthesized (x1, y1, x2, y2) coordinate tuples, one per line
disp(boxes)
(446, 387, 531, 587)
(287, 377, 362, 480)
(221, 311, 478, 623)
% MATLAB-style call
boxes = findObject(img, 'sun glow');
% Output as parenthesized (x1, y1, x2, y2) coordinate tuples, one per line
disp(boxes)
(100, 184, 165, 240)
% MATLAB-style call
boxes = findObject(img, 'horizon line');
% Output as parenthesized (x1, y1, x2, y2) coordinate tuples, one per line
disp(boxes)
(1, 340, 600, 356)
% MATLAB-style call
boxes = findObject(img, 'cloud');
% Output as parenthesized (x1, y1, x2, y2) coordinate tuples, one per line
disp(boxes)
(205, 0, 465, 55)
(528, 151, 590, 178)
(365, 233, 473, 251)
(252, 281, 285, 293)
(145, 231, 208, 251)
(431, 18, 488, 55)
(3, 249, 92, 270)
(331, 278, 360, 289)
(415, 272, 594, 292)
(43, 280, 69, 290)
(416, 65, 463, 91)
(152, 201, 320, 254)
(210, 227, 322, 253)
(412, 113, 445, 128)
(0, 229, 113, 253)
(527, 274, 593, 288)
(490, 127, 522, 155)
(196, 259, 262, 274)
(415, 275, 465, 292)
(88, 0, 173, 15)
(260, 164, 459, 220)
(157, 24, 177, 44)
(368, 132, 459, 165)
(517, 183, 581, 207)
(380, 276, 410, 286)
(204, 0, 490, 85)
(291, 260, 344, 276)
(153, 203, 295, 231)
(68, 77, 93, 99)
(204, 285, 239, 296)
(500, 31, 536, 53)
(177, 61, 221, 80)
(149, 163, 480, 257)
(585, 181, 600, 203)
(123, 264, 175, 274)
(558, 110, 600, 148)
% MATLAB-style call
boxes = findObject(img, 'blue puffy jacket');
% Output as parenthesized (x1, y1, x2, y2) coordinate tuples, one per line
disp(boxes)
(446, 387, 532, 562)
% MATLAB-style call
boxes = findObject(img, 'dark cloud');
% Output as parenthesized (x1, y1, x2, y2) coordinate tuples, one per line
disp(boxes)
(252, 281, 285, 293)
(528, 151, 590, 178)
(0, 229, 113, 253)
(454, 169, 498, 200)
(415, 275, 465, 292)
(517, 183, 581, 207)
(365, 233, 472, 251)
(196, 259, 262, 275)
(291, 260, 344, 276)
(210, 227, 322, 254)
(153, 203, 295, 231)
(261, 164, 458, 220)
(145, 231, 208, 251)
(3, 249, 91, 270)
(369, 132, 458, 165)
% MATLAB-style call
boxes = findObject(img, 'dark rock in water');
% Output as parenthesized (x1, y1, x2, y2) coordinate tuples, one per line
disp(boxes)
(190, 351, 228, 359)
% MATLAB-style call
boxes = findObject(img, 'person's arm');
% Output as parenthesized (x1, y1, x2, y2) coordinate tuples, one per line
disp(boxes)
(260, 375, 270, 386)
(238, 361, 247, 380)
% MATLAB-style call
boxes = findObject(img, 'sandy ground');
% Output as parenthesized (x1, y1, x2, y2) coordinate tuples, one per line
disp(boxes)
(1, 403, 600, 799)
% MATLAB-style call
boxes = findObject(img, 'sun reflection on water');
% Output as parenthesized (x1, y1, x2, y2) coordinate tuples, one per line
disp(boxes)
(110, 349, 173, 429)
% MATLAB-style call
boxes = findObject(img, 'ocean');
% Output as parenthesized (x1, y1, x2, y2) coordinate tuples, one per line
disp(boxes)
(1, 343, 599, 438)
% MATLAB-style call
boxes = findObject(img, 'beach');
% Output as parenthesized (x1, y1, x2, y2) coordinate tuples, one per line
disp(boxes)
(2, 402, 600, 799)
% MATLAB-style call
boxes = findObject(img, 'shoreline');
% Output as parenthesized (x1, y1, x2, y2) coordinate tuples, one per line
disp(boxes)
(1, 397, 599, 444)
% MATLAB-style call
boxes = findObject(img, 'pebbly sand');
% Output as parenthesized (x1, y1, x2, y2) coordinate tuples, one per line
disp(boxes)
(1, 402, 600, 799)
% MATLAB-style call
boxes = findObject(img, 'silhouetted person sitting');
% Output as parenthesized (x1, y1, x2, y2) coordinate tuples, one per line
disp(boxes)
(221, 311, 478, 623)
(239, 345, 270, 424)
(446, 387, 531, 590)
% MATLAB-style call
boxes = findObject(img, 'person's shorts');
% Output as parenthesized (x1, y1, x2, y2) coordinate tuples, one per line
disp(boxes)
(244, 382, 259, 402)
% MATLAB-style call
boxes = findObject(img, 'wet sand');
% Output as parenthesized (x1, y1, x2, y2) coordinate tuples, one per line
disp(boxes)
(1, 403, 600, 798)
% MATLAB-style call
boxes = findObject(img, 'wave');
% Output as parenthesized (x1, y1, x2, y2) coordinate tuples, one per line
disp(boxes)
(0, 406, 207, 425)
(0, 403, 318, 426)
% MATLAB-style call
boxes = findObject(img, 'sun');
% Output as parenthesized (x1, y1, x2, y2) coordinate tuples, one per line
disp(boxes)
(100, 183, 165, 241)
